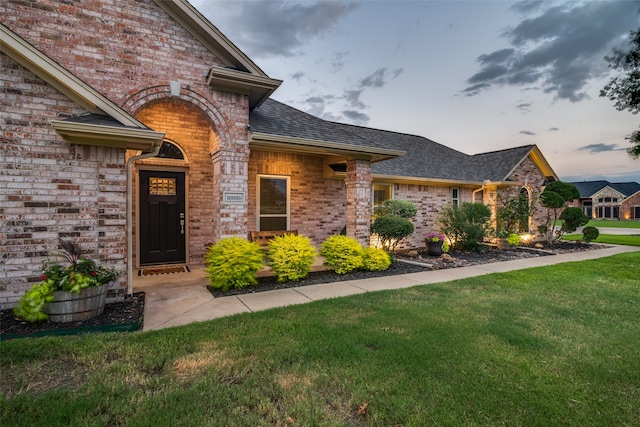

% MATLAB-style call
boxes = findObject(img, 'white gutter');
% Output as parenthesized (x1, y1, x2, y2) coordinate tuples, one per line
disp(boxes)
(126, 143, 162, 295)
(472, 180, 491, 203)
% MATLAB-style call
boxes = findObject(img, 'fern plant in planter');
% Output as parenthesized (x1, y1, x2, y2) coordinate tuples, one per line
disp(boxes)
(14, 239, 119, 323)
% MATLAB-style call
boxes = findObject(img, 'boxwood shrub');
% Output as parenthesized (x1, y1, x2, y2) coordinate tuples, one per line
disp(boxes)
(267, 233, 317, 282)
(320, 235, 363, 274)
(361, 247, 392, 271)
(205, 237, 264, 291)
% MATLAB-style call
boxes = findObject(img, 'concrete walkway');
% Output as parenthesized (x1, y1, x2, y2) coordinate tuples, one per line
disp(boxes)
(135, 245, 640, 331)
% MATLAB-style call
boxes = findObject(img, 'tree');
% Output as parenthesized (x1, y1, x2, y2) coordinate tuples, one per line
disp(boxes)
(538, 181, 581, 244)
(600, 29, 640, 158)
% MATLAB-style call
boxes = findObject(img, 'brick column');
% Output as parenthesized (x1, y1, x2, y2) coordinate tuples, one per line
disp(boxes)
(211, 147, 250, 241)
(345, 158, 372, 247)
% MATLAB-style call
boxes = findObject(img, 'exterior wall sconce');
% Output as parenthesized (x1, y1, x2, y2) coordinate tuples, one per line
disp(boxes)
(169, 81, 181, 97)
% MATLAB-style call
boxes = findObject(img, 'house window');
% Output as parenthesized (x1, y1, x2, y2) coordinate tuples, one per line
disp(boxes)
(634, 206, 640, 219)
(373, 183, 393, 210)
(155, 141, 184, 160)
(258, 175, 289, 231)
(452, 188, 460, 206)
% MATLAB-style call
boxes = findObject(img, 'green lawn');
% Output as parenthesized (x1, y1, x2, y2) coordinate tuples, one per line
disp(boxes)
(586, 219, 640, 228)
(564, 234, 640, 246)
(2, 253, 640, 426)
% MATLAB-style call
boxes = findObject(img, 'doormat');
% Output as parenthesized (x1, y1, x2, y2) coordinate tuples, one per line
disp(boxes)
(138, 266, 190, 276)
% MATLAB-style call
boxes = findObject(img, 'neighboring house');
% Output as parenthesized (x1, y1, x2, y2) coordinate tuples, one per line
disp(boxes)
(569, 181, 640, 220)
(0, 0, 558, 309)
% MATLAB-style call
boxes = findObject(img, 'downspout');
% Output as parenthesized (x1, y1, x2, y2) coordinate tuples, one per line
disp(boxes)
(472, 180, 490, 203)
(126, 142, 162, 295)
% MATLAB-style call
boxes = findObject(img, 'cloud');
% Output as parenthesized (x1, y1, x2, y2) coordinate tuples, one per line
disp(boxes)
(516, 102, 531, 112)
(195, 1, 359, 58)
(463, 1, 640, 102)
(548, 127, 560, 132)
(578, 143, 623, 153)
(360, 68, 401, 88)
(519, 130, 536, 136)
(345, 89, 366, 109)
(342, 110, 369, 125)
(331, 51, 349, 71)
(291, 71, 305, 81)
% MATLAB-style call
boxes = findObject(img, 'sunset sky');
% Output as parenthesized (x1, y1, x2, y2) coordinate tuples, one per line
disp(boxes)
(191, 0, 640, 183)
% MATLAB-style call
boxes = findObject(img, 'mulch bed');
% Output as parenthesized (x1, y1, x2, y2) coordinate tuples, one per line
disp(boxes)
(1, 242, 602, 340)
(1, 292, 145, 340)
(207, 241, 602, 298)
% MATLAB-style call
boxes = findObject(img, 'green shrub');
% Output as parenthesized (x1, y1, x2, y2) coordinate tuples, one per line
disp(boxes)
(371, 215, 415, 252)
(371, 199, 417, 252)
(267, 233, 317, 282)
(507, 233, 521, 246)
(320, 235, 363, 274)
(13, 280, 55, 323)
(437, 202, 492, 252)
(374, 199, 418, 218)
(361, 247, 392, 271)
(205, 237, 264, 291)
(560, 207, 589, 234)
(582, 226, 600, 242)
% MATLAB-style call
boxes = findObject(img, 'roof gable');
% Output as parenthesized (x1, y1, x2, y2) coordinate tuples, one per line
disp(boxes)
(154, 0, 281, 109)
(1, 24, 164, 151)
(570, 181, 640, 198)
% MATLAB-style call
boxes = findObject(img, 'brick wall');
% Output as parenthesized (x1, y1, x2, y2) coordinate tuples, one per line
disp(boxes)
(621, 191, 640, 220)
(1, 0, 251, 306)
(0, 55, 127, 309)
(134, 100, 215, 266)
(248, 151, 346, 247)
(500, 155, 548, 238)
(393, 184, 474, 249)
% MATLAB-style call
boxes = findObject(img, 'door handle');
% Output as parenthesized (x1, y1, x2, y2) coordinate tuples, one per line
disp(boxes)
(180, 219, 185, 234)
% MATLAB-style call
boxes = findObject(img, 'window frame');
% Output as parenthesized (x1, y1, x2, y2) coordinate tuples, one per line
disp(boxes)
(451, 187, 460, 206)
(372, 183, 394, 211)
(256, 175, 290, 231)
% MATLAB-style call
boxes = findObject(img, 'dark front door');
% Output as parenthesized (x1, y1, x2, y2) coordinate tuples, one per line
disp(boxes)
(139, 171, 186, 265)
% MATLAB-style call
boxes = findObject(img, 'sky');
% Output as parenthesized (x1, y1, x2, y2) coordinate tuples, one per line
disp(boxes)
(190, 0, 640, 184)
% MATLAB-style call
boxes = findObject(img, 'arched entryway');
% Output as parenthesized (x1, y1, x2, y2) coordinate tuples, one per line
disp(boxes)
(131, 99, 217, 268)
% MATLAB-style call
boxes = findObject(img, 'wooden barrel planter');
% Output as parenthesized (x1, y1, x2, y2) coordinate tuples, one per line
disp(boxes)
(44, 283, 108, 323)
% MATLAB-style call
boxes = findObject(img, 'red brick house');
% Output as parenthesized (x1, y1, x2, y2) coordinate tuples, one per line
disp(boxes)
(0, 0, 558, 309)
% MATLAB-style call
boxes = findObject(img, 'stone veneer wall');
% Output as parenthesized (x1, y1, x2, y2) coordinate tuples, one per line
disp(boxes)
(248, 151, 346, 247)
(0, 55, 127, 309)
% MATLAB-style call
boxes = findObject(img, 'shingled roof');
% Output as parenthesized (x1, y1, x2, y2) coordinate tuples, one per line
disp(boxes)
(250, 99, 542, 183)
(570, 181, 640, 198)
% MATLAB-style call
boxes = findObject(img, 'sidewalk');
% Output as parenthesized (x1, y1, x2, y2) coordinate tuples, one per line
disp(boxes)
(136, 245, 639, 331)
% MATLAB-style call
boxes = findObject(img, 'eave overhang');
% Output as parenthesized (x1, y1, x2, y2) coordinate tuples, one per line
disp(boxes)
(0, 24, 146, 128)
(207, 67, 282, 110)
(51, 121, 165, 152)
(250, 132, 405, 162)
(371, 175, 518, 187)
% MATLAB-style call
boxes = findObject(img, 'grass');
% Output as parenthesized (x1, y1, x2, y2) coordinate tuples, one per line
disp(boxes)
(2, 253, 640, 426)
(554, 219, 640, 228)
(563, 234, 640, 246)
(586, 219, 640, 228)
